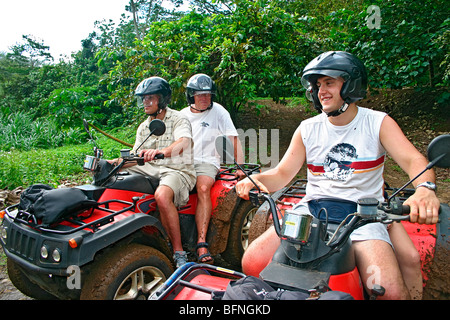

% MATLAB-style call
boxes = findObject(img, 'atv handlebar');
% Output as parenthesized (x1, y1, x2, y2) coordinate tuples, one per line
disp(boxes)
(248, 190, 411, 246)
(126, 153, 165, 166)
(88, 152, 165, 186)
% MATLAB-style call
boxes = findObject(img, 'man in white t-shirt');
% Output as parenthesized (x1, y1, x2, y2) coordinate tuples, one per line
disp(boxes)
(235, 52, 440, 299)
(181, 74, 244, 263)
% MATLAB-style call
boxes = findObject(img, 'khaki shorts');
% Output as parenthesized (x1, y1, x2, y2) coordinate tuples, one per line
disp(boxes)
(126, 164, 193, 207)
(194, 162, 219, 180)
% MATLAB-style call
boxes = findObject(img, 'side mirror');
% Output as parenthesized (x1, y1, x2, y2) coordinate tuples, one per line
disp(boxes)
(427, 134, 450, 168)
(215, 135, 235, 164)
(83, 119, 90, 134)
(83, 119, 100, 153)
(149, 119, 166, 136)
(134, 119, 167, 152)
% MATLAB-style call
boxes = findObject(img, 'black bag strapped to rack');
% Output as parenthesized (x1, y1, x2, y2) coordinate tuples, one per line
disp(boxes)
(19, 184, 97, 226)
(18, 184, 54, 212)
(220, 276, 353, 300)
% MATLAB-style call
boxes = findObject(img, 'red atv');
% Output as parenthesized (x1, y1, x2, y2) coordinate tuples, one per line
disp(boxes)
(151, 134, 450, 300)
(0, 119, 259, 300)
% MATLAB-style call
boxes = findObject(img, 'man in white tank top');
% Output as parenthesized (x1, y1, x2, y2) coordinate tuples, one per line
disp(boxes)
(236, 52, 440, 299)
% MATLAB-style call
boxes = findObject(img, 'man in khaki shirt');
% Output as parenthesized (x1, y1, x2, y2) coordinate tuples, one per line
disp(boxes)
(117, 77, 196, 267)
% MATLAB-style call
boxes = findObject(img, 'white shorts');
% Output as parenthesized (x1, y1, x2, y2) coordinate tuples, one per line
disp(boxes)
(350, 222, 393, 248)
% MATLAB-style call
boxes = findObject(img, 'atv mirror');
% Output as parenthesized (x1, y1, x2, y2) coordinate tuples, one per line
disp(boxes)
(83, 119, 100, 151)
(134, 119, 167, 153)
(215, 135, 235, 164)
(427, 134, 450, 168)
(149, 119, 166, 136)
(83, 119, 90, 134)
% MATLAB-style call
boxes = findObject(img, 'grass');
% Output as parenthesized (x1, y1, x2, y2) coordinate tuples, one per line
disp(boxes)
(0, 125, 136, 190)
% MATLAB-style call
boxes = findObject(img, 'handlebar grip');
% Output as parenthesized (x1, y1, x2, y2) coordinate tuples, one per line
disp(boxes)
(402, 205, 410, 214)
(154, 153, 165, 160)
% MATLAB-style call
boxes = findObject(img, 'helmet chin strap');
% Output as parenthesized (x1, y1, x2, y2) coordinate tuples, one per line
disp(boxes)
(325, 102, 349, 117)
(149, 108, 163, 118)
(190, 103, 213, 113)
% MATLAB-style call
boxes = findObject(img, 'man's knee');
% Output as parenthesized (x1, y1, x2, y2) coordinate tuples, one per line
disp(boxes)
(404, 248, 421, 269)
(242, 248, 266, 277)
(354, 240, 410, 300)
(197, 183, 211, 196)
(196, 176, 214, 198)
(154, 186, 174, 209)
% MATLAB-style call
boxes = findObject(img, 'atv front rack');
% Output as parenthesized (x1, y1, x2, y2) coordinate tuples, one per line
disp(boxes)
(4, 198, 135, 235)
(150, 262, 245, 300)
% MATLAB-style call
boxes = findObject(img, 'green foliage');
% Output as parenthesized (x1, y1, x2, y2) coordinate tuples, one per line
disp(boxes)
(101, 1, 316, 121)
(322, 0, 449, 88)
(0, 125, 136, 190)
(44, 86, 104, 128)
(0, 0, 448, 180)
(0, 111, 84, 151)
(0, 144, 90, 189)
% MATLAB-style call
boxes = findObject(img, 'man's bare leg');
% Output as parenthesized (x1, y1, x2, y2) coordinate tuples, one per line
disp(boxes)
(353, 239, 411, 299)
(241, 226, 280, 276)
(195, 175, 215, 262)
(389, 223, 423, 299)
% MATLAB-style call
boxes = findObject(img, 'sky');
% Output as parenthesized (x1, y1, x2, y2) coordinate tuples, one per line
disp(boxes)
(0, 0, 131, 60)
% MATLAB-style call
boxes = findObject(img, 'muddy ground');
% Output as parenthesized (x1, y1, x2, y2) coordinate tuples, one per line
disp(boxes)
(1, 88, 449, 300)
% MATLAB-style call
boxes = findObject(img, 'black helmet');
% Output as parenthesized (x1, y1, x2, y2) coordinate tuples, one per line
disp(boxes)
(135, 76, 172, 110)
(301, 51, 367, 116)
(185, 74, 216, 108)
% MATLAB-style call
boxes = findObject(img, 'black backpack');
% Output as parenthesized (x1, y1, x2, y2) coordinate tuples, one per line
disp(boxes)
(19, 184, 97, 226)
(219, 276, 353, 300)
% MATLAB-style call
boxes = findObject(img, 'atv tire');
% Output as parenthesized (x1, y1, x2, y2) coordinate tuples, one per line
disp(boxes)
(7, 259, 58, 300)
(80, 243, 173, 300)
(221, 200, 258, 268)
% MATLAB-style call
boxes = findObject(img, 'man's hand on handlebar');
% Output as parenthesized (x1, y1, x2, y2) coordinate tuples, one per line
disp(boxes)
(403, 187, 440, 225)
(235, 176, 270, 200)
(139, 149, 165, 162)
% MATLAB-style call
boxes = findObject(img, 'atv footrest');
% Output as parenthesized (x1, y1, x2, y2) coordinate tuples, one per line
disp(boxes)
(260, 261, 330, 293)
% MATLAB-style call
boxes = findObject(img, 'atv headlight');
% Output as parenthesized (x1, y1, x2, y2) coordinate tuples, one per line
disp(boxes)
(0, 225, 7, 241)
(52, 248, 61, 262)
(40, 245, 49, 259)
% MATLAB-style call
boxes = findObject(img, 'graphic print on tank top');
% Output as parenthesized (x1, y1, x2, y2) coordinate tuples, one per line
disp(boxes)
(307, 143, 385, 182)
(323, 143, 357, 181)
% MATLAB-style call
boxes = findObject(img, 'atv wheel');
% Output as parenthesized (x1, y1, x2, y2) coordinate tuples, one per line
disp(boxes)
(80, 244, 173, 300)
(7, 259, 58, 300)
(222, 200, 258, 268)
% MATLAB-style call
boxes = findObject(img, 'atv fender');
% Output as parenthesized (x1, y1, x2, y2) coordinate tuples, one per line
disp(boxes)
(248, 188, 287, 244)
(436, 203, 450, 251)
(208, 188, 243, 254)
(76, 212, 170, 267)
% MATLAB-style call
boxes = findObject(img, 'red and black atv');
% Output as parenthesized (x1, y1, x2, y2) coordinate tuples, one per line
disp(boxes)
(150, 134, 450, 300)
(0, 119, 260, 300)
